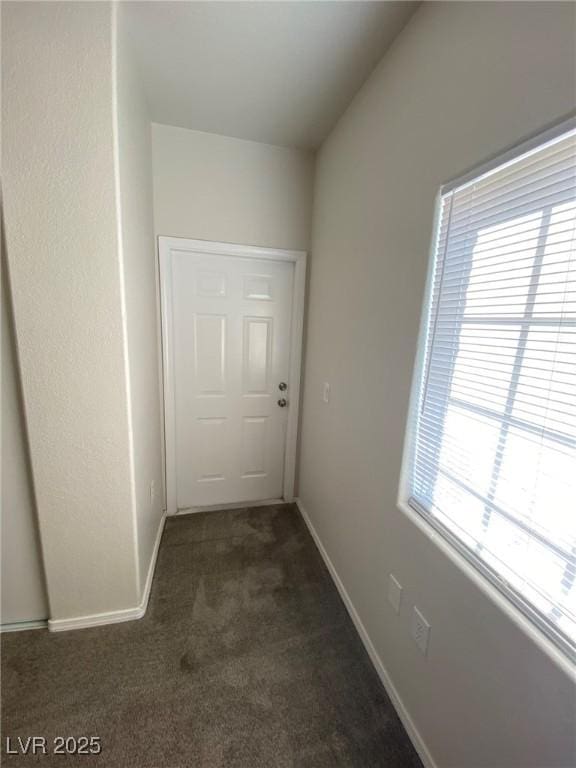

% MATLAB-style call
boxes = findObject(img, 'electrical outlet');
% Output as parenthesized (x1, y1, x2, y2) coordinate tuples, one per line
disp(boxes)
(411, 606, 431, 656)
(150, 480, 156, 506)
(387, 574, 402, 615)
(323, 382, 330, 403)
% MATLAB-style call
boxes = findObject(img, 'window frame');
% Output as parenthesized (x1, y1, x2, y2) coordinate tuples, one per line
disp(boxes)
(398, 114, 576, 664)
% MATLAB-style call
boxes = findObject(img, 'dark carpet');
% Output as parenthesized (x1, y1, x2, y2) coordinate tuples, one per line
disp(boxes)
(1, 503, 423, 767)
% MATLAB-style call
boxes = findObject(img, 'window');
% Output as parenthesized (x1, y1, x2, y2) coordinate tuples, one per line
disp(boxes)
(402, 120, 576, 657)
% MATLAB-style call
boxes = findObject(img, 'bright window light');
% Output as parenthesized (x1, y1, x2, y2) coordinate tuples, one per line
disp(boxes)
(403, 121, 576, 657)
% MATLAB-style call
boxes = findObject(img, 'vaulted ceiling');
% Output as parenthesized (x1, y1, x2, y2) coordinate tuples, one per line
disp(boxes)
(125, 2, 418, 150)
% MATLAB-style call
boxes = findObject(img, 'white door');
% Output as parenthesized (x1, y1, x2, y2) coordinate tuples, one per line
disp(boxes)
(171, 250, 295, 509)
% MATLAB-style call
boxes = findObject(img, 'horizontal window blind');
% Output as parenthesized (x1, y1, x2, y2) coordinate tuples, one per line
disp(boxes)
(408, 123, 576, 656)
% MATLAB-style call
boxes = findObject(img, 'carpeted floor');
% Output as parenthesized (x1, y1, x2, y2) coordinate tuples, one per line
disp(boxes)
(1, 503, 423, 767)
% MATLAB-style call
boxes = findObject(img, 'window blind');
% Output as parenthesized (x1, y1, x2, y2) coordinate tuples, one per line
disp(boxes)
(408, 123, 576, 656)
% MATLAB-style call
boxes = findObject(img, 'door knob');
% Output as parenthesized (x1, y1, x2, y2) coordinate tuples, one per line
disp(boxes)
(279, 382, 287, 391)
(277, 398, 288, 408)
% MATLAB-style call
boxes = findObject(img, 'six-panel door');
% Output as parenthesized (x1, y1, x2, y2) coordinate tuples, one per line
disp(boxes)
(172, 251, 294, 509)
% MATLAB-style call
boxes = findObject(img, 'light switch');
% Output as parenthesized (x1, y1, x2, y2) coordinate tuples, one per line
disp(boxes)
(412, 606, 431, 656)
(323, 382, 330, 403)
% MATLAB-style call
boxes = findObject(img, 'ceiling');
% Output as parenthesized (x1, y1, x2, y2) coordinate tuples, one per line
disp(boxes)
(125, 2, 418, 151)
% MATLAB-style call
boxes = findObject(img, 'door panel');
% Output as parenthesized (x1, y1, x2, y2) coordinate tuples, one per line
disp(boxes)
(241, 416, 268, 477)
(172, 252, 294, 509)
(243, 316, 272, 394)
(194, 314, 226, 394)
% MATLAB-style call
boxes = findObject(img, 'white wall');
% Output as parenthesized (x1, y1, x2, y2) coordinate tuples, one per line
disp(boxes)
(1, 257, 48, 625)
(151, 124, 314, 503)
(2, 1, 139, 622)
(300, 3, 576, 767)
(115, 3, 164, 598)
(152, 123, 314, 251)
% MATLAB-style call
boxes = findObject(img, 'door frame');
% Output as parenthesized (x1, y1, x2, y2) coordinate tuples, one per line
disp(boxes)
(158, 236, 307, 515)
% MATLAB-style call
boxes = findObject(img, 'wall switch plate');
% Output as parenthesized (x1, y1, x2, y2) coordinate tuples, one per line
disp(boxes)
(323, 382, 330, 403)
(412, 606, 431, 656)
(388, 574, 402, 614)
(150, 480, 156, 505)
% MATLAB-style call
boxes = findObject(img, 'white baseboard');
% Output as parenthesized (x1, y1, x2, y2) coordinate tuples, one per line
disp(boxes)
(0, 619, 47, 633)
(295, 498, 437, 768)
(48, 604, 144, 632)
(175, 498, 285, 515)
(48, 513, 167, 633)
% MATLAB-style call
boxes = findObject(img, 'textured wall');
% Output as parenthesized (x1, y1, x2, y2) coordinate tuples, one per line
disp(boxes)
(115, 3, 165, 598)
(1, 255, 48, 625)
(2, 2, 139, 620)
(300, 2, 576, 766)
(151, 123, 314, 251)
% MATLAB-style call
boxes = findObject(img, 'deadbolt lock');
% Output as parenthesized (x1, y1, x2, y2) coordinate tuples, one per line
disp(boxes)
(279, 382, 287, 391)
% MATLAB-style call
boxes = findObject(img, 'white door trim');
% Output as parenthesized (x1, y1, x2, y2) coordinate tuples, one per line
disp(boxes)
(158, 236, 307, 515)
